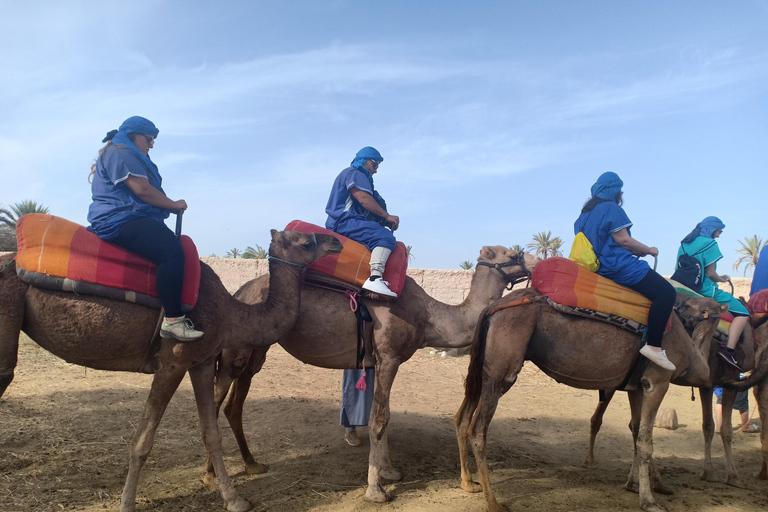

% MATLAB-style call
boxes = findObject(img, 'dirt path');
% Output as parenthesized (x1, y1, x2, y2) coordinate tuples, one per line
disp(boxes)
(1, 334, 765, 511)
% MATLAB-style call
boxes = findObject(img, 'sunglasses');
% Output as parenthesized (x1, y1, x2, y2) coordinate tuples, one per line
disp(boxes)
(371, 160, 381, 168)
(144, 135, 155, 145)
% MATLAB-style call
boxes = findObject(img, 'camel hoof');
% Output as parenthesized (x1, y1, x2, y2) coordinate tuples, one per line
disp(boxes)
(582, 460, 595, 470)
(203, 472, 217, 486)
(379, 466, 403, 481)
(639, 502, 667, 512)
(623, 481, 639, 494)
(365, 483, 390, 503)
(699, 469, 719, 483)
(245, 462, 269, 475)
(487, 502, 511, 512)
(225, 497, 252, 512)
(652, 481, 674, 495)
(460, 480, 483, 493)
(725, 475, 747, 489)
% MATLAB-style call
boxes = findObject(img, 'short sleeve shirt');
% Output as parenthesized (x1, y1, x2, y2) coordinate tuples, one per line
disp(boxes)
(677, 236, 722, 297)
(87, 145, 169, 240)
(325, 166, 376, 231)
(751, 245, 768, 295)
(574, 202, 650, 285)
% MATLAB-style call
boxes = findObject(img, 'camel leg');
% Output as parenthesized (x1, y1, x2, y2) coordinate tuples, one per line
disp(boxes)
(624, 388, 643, 493)
(454, 395, 483, 493)
(120, 365, 187, 512)
(635, 375, 669, 512)
(583, 389, 616, 469)
(699, 387, 718, 483)
(188, 359, 252, 512)
(365, 358, 401, 503)
(719, 387, 745, 488)
(754, 383, 768, 483)
(0, 270, 24, 398)
(205, 350, 268, 485)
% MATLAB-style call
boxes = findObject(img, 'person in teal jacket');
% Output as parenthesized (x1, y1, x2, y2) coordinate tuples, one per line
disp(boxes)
(677, 216, 749, 368)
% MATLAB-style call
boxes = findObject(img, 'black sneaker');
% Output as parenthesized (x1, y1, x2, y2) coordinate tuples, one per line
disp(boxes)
(718, 347, 742, 370)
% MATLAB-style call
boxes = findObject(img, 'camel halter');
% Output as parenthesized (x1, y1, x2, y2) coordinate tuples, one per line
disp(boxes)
(267, 232, 317, 268)
(476, 252, 532, 290)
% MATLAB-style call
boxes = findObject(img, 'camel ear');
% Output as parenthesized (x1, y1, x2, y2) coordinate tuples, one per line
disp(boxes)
(271, 229, 279, 240)
(480, 246, 495, 260)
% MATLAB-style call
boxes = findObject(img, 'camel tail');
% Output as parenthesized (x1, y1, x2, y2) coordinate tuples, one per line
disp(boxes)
(464, 308, 493, 403)
(723, 345, 768, 391)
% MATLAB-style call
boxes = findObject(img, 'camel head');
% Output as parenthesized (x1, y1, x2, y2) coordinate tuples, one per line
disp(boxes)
(674, 292, 724, 348)
(476, 246, 538, 287)
(268, 229, 343, 267)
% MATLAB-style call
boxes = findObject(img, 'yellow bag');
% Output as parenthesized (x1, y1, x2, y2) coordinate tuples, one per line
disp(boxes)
(569, 232, 600, 272)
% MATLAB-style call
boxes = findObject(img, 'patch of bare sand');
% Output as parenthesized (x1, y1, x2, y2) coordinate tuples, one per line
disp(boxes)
(0, 334, 765, 511)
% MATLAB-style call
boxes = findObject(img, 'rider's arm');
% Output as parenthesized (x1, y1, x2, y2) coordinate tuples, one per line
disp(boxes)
(706, 263, 729, 282)
(350, 187, 399, 230)
(125, 176, 187, 212)
(611, 228, 658, 257)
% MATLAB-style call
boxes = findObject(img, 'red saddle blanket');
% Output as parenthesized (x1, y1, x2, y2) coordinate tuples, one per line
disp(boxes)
(284, 220, 408, 296)
(15, 214, 200, 311)
(533, 257, 670, 329)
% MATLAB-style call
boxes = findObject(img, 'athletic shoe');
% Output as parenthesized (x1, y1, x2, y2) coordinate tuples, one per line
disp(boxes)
(160, 315, 204, 342)
(362, 277, 398, 298)
(639, 344, 676, 371)
(718, 347, 742, 370)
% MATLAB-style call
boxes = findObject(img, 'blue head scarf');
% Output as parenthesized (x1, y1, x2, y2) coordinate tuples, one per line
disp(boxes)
(590, 172, 624, 201)
(350, 146, 383, 171)
(102, 116, 160, 180)
(681, 216, 725, 244)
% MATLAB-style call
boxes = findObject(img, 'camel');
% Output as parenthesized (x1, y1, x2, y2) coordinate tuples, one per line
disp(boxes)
(0, 229, 343, 512)
(583, 292, 756, 490)
(204, 246, 538, 501)
(454, 287, 724, 512)
(722, 316, 768, 497)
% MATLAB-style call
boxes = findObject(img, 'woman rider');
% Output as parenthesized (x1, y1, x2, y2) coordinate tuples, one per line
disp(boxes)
(87, 116, 203, 342)
(677, 217, 748, 369)
(574, 172, 676, 371)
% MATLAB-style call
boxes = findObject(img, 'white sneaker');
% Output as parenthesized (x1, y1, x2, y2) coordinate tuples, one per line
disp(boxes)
(362, 277, 398, 298)
(160, 315, 204, 342)
(639, 344, 676, 371)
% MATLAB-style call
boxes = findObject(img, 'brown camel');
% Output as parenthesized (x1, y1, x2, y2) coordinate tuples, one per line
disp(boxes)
(0, 229, 343, 512)
(454, 287, 723, 512)
(204, 246, 537, 501)
(722, 317, 768, 497)
(583, 292, 755, 490)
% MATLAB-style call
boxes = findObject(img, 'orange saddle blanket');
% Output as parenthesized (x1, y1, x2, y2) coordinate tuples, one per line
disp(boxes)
(533, 257, 670, 329)
(15, 214, 200, 311)
(284, 220, 408, 296)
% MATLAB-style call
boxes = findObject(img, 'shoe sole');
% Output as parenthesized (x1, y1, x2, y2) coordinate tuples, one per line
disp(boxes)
(717, 353, 742, 370)
(160, 331, 204, 342)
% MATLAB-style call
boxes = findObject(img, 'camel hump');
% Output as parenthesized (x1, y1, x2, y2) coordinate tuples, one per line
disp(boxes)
(15, 214, 200, 310)
(284, 220, 408, 297)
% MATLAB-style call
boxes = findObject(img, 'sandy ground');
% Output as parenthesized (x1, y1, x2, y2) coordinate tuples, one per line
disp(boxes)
(1, 334, 766, 512)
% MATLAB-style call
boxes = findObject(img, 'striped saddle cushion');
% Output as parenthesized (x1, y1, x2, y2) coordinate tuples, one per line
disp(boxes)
(284, 220, 408, 296)
(15, 214, 200, 311)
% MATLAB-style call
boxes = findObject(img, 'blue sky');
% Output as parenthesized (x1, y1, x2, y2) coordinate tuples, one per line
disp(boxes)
(1, 1, 766, 275)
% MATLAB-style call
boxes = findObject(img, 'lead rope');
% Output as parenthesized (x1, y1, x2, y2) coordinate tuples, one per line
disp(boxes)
(345, 290, 368, 391)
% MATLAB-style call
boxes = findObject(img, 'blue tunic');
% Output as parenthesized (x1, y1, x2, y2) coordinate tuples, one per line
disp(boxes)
(751, 245, 768, 295)
(574, 202, 649, 286)
(340, 369, 375, 427)
(677, 236, 749, 315)
(87, 144, 170, 241)
(325, 166, 396, 251)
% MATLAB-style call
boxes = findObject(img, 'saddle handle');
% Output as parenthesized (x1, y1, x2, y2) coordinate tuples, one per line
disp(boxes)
(175, 210, 183, 238)
(652, 254, 657, 272)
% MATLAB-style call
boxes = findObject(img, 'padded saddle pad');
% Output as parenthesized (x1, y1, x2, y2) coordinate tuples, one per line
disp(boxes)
(532, 257, 669, 329)
(15, 214, 200, 311)
(284, 220, 408, 296)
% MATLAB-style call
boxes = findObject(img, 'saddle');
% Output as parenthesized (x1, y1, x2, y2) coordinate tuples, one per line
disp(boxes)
(284, 220, 408, 299)
(15, 214, 200, 311)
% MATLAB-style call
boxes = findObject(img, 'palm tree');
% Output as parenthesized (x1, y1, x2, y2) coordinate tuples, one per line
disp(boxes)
(405, 245, 415, 262)
(0, 200, 50, 227)
(526, 231, 563, 259)
(242, 244, 268, 259)
(226, 248, 241, 259)
(510, 244, 525, 254)
(733, 235, 766, 276)
(460, 261, 475, 270)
